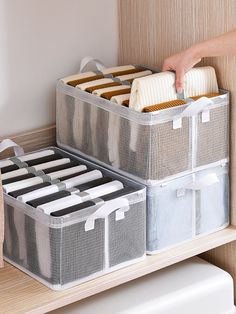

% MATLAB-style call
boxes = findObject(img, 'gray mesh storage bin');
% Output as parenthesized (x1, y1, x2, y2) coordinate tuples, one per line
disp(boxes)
(2, 148, 146, 290)
(56, 82, 229, 184)
(146, 162, 229, 254)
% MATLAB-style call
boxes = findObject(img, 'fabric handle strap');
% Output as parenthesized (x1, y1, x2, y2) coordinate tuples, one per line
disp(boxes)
(177, 173, 219, 197)
(79, 56, 106, 73)
(0, 139, 24, 157)
(85, 198, 130, 231)
(173, 96, 213, 129)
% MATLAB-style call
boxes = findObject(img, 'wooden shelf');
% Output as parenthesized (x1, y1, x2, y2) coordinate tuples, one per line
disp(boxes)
(1, 226, 236, 314)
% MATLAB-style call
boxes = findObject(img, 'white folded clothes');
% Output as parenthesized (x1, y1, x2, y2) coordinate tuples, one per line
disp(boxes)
(76, 78, 114, 91)
(93, 85, 130, 97)
(0, 149, 55, 169)
(184, 66, 219, 97)
(116, 70, 152, 81)
(38, 180, 124, 214)
(18, 169, 102, 203)
(129, 72, 177, 112)
(110, 93, 130, 105)
(129, 66, 219, 112)
(101, 65, 135, 75)
(60, 72, 97, 84)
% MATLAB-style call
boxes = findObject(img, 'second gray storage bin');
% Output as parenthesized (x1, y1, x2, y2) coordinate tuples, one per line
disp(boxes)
(146, 162, 229, 254)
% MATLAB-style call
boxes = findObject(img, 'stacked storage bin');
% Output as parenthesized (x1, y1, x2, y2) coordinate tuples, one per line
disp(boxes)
(0, 143, 146, 290)
(57, 59, 230, 253)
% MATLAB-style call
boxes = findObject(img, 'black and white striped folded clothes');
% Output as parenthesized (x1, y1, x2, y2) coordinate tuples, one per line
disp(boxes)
(7, 162, 83, 198)
(27, 177, 113, 208)
(3, 162, 87, 193)
(18, 170, 102, 203)
(51, 186, 134, 217)
(38, 180, 124, 214)
(2, 157, 71, 181)
(0, 149, 56, 174)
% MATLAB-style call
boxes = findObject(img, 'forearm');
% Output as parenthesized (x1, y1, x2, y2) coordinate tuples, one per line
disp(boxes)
(189, 28, 236, 59)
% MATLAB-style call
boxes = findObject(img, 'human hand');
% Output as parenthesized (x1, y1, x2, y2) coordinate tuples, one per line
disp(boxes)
(162, 46, 202, 93)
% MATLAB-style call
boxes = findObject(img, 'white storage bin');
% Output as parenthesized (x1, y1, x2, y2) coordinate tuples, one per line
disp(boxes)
(56, 80, 229, 184)
(2, 147, 146, 290)
(147, 162, 229, 253)
(50, 257, 236, 314)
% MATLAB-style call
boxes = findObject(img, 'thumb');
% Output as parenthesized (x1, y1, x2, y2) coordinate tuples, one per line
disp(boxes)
(175, 69, 185, 93)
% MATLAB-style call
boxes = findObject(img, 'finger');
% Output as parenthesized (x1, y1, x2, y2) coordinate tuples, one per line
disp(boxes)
(162, 61, 172, 72)
(175, 69, 185, 93)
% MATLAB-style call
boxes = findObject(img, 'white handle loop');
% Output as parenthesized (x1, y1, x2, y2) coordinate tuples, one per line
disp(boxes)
(177, 173, 219, 197)
(0, 139, 24, 157)
(173, 96, 213, 129)
(79, 56, 106, 73)
(85, 198, 130, 231)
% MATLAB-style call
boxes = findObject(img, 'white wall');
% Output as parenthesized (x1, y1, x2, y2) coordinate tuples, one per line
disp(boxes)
(0, 0, 118, 136)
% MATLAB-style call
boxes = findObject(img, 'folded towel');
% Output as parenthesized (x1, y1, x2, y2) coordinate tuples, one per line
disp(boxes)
(101, 65, 135, 75)
(111, 67, 146, 77)
(93, 85, 130, 97)
(77, 78, 114, 91)
(129, 72, 176, 111)
(184, 67, 219, 97)
(189, 92, 220, 101)
(110, 93, 131, 105)
(86, 82, 121, 93)
(142, 92, 220, 112)
(143, 99, 187, 112)
(100, 87, 131, 100)
(61, 72, 101, 87)
(68, 74, 104, 87)
(122, 99, 130, 107)
(129, 66, 219, 112)
(116, 70, 152, 82)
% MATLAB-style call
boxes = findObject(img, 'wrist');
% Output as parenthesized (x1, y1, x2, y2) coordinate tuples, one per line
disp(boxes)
(187, 44, 203, 60)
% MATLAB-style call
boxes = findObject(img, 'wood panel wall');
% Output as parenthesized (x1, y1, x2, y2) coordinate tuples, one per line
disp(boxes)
(118, 0, 236, 296)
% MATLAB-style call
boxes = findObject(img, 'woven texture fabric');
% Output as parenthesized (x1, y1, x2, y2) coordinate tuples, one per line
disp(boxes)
(109, 203, 146, 267)
(196, 105, 229, 167)
(57, 87, 229, 182)
(4, 197, 145, 287)
(146, 164, 229, 253)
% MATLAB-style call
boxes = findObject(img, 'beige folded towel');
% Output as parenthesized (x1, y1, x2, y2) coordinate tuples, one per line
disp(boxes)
(93, 85, 130, 97)
(76, 78, 114, 91)
(116, 70, 152, 82)
(110, 94, 131, 105)
(60, 72, 96, 84)
(129, 66, 219, 112)
(101, 65, 135, 75)
(184, 67, 219, 97)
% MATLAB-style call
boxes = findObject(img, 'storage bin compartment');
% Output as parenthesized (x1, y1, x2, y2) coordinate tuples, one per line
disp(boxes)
(2, 148, 146, 290)
(146, 162, 229, 253)
(56, 82, 229, 183)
